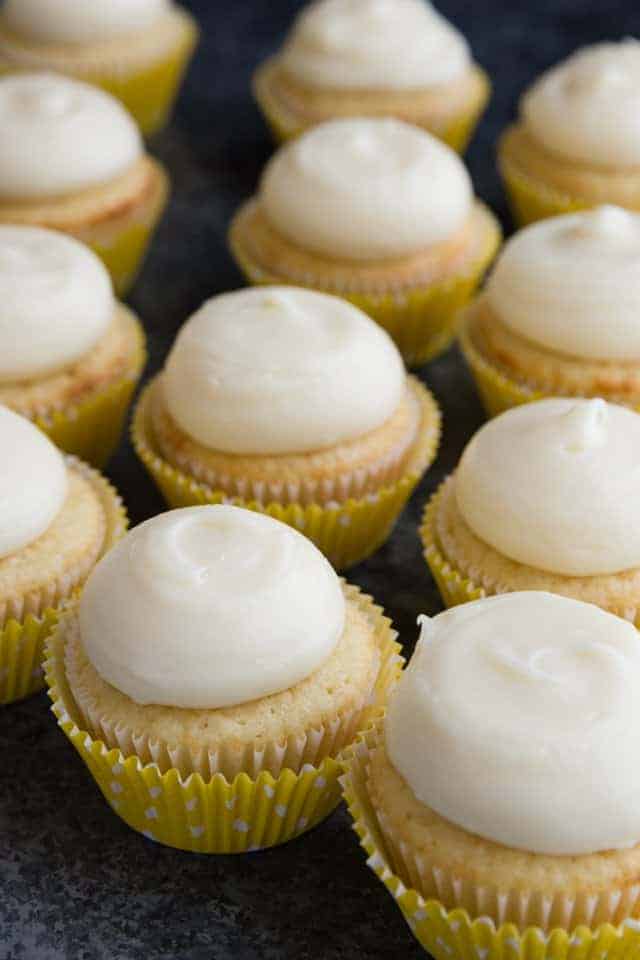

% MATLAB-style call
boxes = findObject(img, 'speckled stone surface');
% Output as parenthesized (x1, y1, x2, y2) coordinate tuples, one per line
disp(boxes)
(1, 2, 637, 957)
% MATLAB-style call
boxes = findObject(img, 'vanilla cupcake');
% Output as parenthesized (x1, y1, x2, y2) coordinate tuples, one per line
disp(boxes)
(0, 0, 198, 136)
(46, 504, 400, 852)
(134, 286, 441, 569)
(0, 225, 146, 467)
(500, 41, 640, 225)
(422, 397, 640, 621)
(0, 405, 126, 704)
(343, 592, 640, 956)
(253, 0, 489, 153)
(0, 72, 169, 295)
(460, 206, 640, 415)
(229, 118, 501, 366)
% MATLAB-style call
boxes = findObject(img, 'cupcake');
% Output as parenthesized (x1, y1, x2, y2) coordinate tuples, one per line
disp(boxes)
(253, 0, 490, 153)
(133, 286, 441, 570)
(342, 592, 640, 957)
(421, 397, 640, 622)
(499, 41, 640, 226)
(0, 405, 126, 705)
(0, 0, 198, 136)
(460, 206, 640, 416)
(46, 504, 401, 852)
(0, 72, 169, 296)
(229, 118, 501, 366)
(0, 225, 146, 467)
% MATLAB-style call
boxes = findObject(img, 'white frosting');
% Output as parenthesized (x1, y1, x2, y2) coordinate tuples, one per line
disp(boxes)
(386, 592, 640, 855)
(163, 287, 405, 455)
(0, 405, 67, 559)
(455, 397, 640, 577)
(522, 41, 640, 167)
(260, 118, 473, 260)
(0, 74, 142, 199)
(486, 207, 640, 361)
(3, 0, 170, 45)
(0, 227, 114, 381)
(279, 0, 470, 91)
(79, 505, 346, 710)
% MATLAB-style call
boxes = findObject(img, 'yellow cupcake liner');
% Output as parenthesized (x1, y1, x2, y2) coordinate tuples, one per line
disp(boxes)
(45, 588, 403, 853)
(341, 727, 640, 960)
(132, 380, 441, 571)
(499, 151, 595, 228)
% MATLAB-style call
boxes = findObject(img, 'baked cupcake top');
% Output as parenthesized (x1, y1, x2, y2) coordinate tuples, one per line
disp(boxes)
(486, 206, 640, 361)
(0, 73, 142, 199)
(162, 286, 405, 454)
(386, 591, 640, 855)
(278, 0, 470, 91)
(259, 118, 473, 260)
(78, 505, 345, 709)
(455, 397, 640, 576)
(0, 226, 114, 381)
(521, 40, 640, 167)
(2, 0, 171, 45)
(0, 404, 67, 558)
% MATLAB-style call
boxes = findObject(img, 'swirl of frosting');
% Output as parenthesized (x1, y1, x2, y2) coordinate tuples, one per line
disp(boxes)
(0, 227, 114, 381)
(0, 405, 68, 559)
(486, 207, 640, 361)
(3, 0, 170, 45)
(0, 74, 142, 199)
(522, 41, 640, 167)
(79, 505, 346, 709)
(455, 397, 640, 576)
(163, 287, 405, 454)
(386, 592, 640, 855)
(260, 118, 473, 260)
(279, 0, 470, 91)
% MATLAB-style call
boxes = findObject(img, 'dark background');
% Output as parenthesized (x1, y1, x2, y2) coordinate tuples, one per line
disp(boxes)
(1, 2, 637, 958)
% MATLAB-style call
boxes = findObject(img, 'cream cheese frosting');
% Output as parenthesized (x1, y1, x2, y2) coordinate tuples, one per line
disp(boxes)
(279, 0, 470, 91)
(522, 40, 640, 167)
(455, 397, 640, 577)
(162, 287, 405, 455)
(0, 73, 142, 199)
(260, 118, 473, 260)
(486, 206, 640, 361)
(79, 505, 346, 710)
(2, 0, 171, 45)
(0, 405, 67, 559)
(385, 592, 640, 856)
(0, 226, 114, 381)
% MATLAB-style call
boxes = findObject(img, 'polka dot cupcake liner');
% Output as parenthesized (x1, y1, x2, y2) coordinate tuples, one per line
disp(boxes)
(45, 586, 403, 853)
(341, 725, 640, 959)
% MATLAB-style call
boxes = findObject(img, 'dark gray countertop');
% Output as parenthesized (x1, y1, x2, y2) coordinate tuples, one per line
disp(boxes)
(1, 2, 637, 957)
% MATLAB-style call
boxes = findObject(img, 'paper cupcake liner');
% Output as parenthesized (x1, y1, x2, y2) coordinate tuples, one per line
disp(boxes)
(45, 586, 403, 853)
(499, 152, 596, 228)
(0, 458, 128, 704)
(341, 726, 640, 959)
(132, 380, 441, 571)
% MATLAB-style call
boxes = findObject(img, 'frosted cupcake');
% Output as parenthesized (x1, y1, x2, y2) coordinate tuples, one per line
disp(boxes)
(460, 206, 640, 415)
(134, 286, 441, 569)
(422, 397, 640, 621)
(46, 504, 400, 852)
(0, 72, 169, 295)
(0, 225, 146, 467)
(229, 118, 500, 366)
(343, 592, 640, 956)
(0, 0, 198, 136)
(253, 0, 490, 153)
(0, 405, 126, 704)
(500, 41, 640, 225)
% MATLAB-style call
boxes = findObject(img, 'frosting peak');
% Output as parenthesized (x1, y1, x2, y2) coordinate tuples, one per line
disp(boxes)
(386, 593, 640, 855)
(260, 118, 473, 260)
(455, 398, 640, 576)
(3, 0, 170, 45)
(79, 506, 346, 710)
